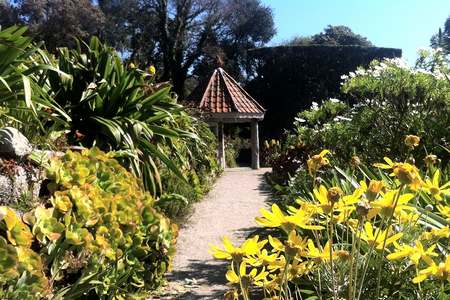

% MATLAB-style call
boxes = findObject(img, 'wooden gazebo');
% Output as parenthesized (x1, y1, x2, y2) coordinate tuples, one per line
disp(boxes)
(188, 68, 265, 169)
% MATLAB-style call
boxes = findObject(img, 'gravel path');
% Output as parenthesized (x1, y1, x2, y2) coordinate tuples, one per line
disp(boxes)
(163, 167, 271, 299)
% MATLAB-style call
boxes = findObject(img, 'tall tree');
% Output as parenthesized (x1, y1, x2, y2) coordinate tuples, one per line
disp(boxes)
(285, 25, 373, 47)
(1, 0, 105, 51)
(2, 0, 274, 96)
(97, 0, 275, 97)
(152, 0, 221, 97)
(193, 0, 275, 82)
(0, 1, 19, 27)
(431, 15, 450, 54)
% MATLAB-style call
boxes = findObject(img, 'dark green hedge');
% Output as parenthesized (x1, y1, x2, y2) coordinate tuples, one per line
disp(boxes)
(246, 45, 401, 138)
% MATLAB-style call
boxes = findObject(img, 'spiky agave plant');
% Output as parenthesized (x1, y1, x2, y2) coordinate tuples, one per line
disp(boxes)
(47, 37, 198, 195)
(0, 26, 69, 138)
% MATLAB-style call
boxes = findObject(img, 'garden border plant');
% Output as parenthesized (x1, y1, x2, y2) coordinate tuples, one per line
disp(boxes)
(0, 148, 178, 299)
(211, 138, 450, 299)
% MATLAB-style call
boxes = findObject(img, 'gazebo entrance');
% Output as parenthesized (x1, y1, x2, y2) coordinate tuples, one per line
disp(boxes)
(188, 68, 265, 169)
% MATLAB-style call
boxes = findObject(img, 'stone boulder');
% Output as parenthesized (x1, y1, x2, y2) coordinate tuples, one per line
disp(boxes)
(0, 127, 32, 158)
(0, 159, 43, 208)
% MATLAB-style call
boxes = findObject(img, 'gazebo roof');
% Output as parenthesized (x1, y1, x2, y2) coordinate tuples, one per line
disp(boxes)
(188, 68, 265, 120)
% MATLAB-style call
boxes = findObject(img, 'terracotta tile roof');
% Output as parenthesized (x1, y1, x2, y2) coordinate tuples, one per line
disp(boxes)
(189, 68, 265, 114)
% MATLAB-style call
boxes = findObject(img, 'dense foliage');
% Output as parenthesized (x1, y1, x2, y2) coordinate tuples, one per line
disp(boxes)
(247, 45, 401, 138)
(265, 53, 450, 184)
(1, 0, 275, 96)
(0, 26, 68, 139)
(0, 0, 105, 52)
(212, 146, 450, 299)
(160, 117, 221, 219)
(285, 25, 373, 47)
(0, 25, 222, 297)
(231, 49, 450, 300)
(0, 148, 177, 299)
(47, 36, 201, 197)
(0, 26, 220, 210)
(431, 14, 450, 54)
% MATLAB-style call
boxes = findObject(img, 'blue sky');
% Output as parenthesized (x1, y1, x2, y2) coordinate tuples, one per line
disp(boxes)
(261, 0, 449, 64)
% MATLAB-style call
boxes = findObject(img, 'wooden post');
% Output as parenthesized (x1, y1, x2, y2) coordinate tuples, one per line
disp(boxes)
(217, 122, 225, 168)
(251, 119, 260, 169)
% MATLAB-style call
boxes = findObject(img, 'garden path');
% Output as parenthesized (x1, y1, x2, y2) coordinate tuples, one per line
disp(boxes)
(162, 167, 271, 299)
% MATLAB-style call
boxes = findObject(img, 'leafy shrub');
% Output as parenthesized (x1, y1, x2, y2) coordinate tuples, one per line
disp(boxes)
(267, 52, 450, 184)
(0, 26, 68, 140)
(211, 144, 450, 299)
(46, 37, 200, 196)
(0, 25, 220, 222)
(160, 118, 221, 219)
(247, 44, 401, 138)
(0, 207, 49, 299)
(0, 148, 177, 299)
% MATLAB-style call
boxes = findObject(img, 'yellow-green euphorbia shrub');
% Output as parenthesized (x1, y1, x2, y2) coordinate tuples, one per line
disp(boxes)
(212, 141, 450, 300)
(0, 148, 177, 299)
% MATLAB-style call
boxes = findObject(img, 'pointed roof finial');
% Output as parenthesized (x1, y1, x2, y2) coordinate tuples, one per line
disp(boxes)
(193, 68, 265, 114)
(215, 54, 225, 68)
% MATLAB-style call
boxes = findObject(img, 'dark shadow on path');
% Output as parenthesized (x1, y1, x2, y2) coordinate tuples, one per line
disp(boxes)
(255, 172, 277, 203)
(167, 259, 228, 299)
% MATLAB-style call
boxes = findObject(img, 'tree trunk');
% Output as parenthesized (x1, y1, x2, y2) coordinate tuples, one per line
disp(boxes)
(172, 69, 187, 99)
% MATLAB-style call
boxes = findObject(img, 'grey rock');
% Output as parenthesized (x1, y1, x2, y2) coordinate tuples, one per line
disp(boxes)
(0, 127, 32, 158)
(0, 161, 43, 208)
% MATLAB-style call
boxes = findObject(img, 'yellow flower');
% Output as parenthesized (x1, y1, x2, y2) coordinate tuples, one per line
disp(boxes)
(397, 211, 420, 224)
(128, 62, 136, 69)
(313, 185, 335, 214)
(261, 273, 284, 292)
(255, 204, 323, 232)
(422, 170, 450, 201)
(268, 232, 308, 258)
(226, 262, 269, 287)
(420, 226, 450, 240)
(387, 241, 438, 265)
(148, 65, 156, 75)
(265, 250, 286, 272)
(288, 259, 314, 279)
(305, 239, 336, 262)
(374, 157, 396, 169)
(393, 163, 422, 189)
(413, 255, 450, 283)
(374, 158, 422, 189)
(313, 185, 357, 214)
(307, 150, 330, 175)
(359, 222, 403, 250)
(268, 235, 284, 252)
(367, 190, 415, 219)
(437, 204, 450, 220)
(366, 180, 385, 201)
(284, 230, 309, 257)
(404, 135, 420, 149)
(210, 235, 266, 262)
(244, 249, 278, 267)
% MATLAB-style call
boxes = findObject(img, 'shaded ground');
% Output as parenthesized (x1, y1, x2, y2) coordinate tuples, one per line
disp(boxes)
(161, 167, 271, 299)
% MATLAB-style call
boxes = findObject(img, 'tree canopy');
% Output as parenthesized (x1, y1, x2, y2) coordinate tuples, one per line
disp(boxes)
(285, 25, 373, 47)
(0, 0, 105, 51)
(431, 15, 450, 54)
(0, 0, 275, 97)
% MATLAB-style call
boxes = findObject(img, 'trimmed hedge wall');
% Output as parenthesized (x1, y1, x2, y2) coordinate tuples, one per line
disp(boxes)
(246, 45, 402, 138)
